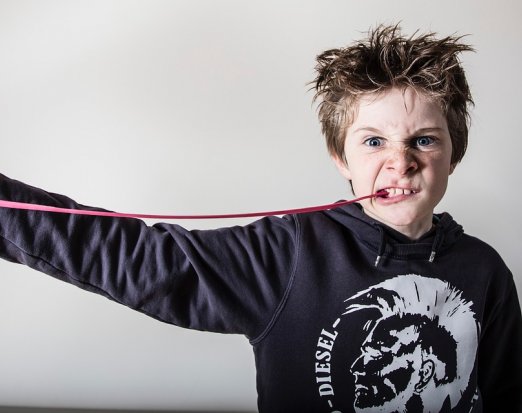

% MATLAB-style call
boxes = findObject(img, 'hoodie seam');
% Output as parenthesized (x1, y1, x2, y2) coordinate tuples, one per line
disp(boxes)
(249, 214, 301, 346)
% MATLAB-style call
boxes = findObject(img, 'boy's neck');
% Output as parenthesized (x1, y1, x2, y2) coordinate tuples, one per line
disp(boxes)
(362, 208, 434, 241)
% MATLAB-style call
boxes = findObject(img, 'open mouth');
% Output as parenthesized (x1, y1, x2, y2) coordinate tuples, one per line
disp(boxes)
(377, 187, 418, 198)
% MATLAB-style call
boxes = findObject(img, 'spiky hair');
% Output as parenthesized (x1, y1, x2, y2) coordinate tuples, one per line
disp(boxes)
(312, 24, 474, 165)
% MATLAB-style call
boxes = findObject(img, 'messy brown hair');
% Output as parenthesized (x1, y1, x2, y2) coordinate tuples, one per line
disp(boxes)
(312, 24, 474, 165)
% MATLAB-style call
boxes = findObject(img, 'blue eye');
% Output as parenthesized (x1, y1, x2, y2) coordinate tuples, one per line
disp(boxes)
(415, 136, 435, 146)
(365, 137, 383, 147)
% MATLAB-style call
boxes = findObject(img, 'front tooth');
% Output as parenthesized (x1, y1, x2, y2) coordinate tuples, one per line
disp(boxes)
(390, 188, 397, 196)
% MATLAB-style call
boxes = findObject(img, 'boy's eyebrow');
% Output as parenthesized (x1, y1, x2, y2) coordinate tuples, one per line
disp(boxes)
(351, 126, 447, 135)
(351, 126, 383, 134)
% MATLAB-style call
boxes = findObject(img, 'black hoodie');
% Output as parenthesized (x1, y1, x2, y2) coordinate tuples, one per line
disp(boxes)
(0, 174, 521, 412)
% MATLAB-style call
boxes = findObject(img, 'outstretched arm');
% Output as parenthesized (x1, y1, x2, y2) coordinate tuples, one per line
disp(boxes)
(0, 174, 298, 340)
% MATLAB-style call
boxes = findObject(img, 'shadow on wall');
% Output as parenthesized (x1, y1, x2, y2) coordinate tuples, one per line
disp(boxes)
(0, 409, 256, 413)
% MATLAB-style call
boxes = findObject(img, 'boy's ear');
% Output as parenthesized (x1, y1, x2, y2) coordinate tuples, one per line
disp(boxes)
(332, 154, 352, 180)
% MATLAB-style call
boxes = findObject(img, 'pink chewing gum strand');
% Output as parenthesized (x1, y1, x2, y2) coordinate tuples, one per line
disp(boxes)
(0, 191, 387, 220)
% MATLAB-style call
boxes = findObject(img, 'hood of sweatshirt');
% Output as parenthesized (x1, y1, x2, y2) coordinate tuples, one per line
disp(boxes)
(325, 202, 464, 267)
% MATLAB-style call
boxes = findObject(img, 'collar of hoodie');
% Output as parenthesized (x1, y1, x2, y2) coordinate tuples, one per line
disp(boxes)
(373, 221, 446, 267)
(325, 203, 463, 268)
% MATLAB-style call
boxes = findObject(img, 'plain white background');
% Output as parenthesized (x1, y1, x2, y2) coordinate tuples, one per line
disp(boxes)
(0, 0, 520, 411)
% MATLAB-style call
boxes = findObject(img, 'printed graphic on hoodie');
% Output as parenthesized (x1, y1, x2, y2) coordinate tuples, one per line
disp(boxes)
(315, 274, 480, 413)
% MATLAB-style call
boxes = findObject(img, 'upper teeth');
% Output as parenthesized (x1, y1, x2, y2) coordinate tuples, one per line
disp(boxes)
(385, 188, 415, 196)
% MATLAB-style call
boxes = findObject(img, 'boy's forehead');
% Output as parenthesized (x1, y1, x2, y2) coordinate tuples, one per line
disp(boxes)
(349, 87, 447, 132)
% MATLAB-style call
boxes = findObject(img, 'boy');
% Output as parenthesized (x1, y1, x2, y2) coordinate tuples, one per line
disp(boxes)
(0, 24, 521, 412)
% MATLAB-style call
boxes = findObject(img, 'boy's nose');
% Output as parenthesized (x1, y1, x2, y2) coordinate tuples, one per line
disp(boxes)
(385, 148, 418, 175)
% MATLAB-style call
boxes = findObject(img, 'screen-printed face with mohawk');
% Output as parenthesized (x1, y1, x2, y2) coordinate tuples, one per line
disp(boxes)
(333, 86, 454, 239)
(350, 314, 455, 412)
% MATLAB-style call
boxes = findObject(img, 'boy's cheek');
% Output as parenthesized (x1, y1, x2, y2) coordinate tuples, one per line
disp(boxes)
(351, 178, 372, 197)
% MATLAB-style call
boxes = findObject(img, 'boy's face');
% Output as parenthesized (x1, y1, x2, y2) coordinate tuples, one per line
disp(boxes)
(333, 87, 454, 239)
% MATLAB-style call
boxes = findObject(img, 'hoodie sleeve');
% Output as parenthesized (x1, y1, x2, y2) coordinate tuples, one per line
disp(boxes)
(0, 174, 299, 340)
(478, 269, 522, 411)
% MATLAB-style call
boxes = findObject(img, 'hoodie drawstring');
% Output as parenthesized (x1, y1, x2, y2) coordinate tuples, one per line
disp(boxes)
(374, 225, 386, 267)
(429, 225, 445, 263)
(374, 221, 445, 266)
